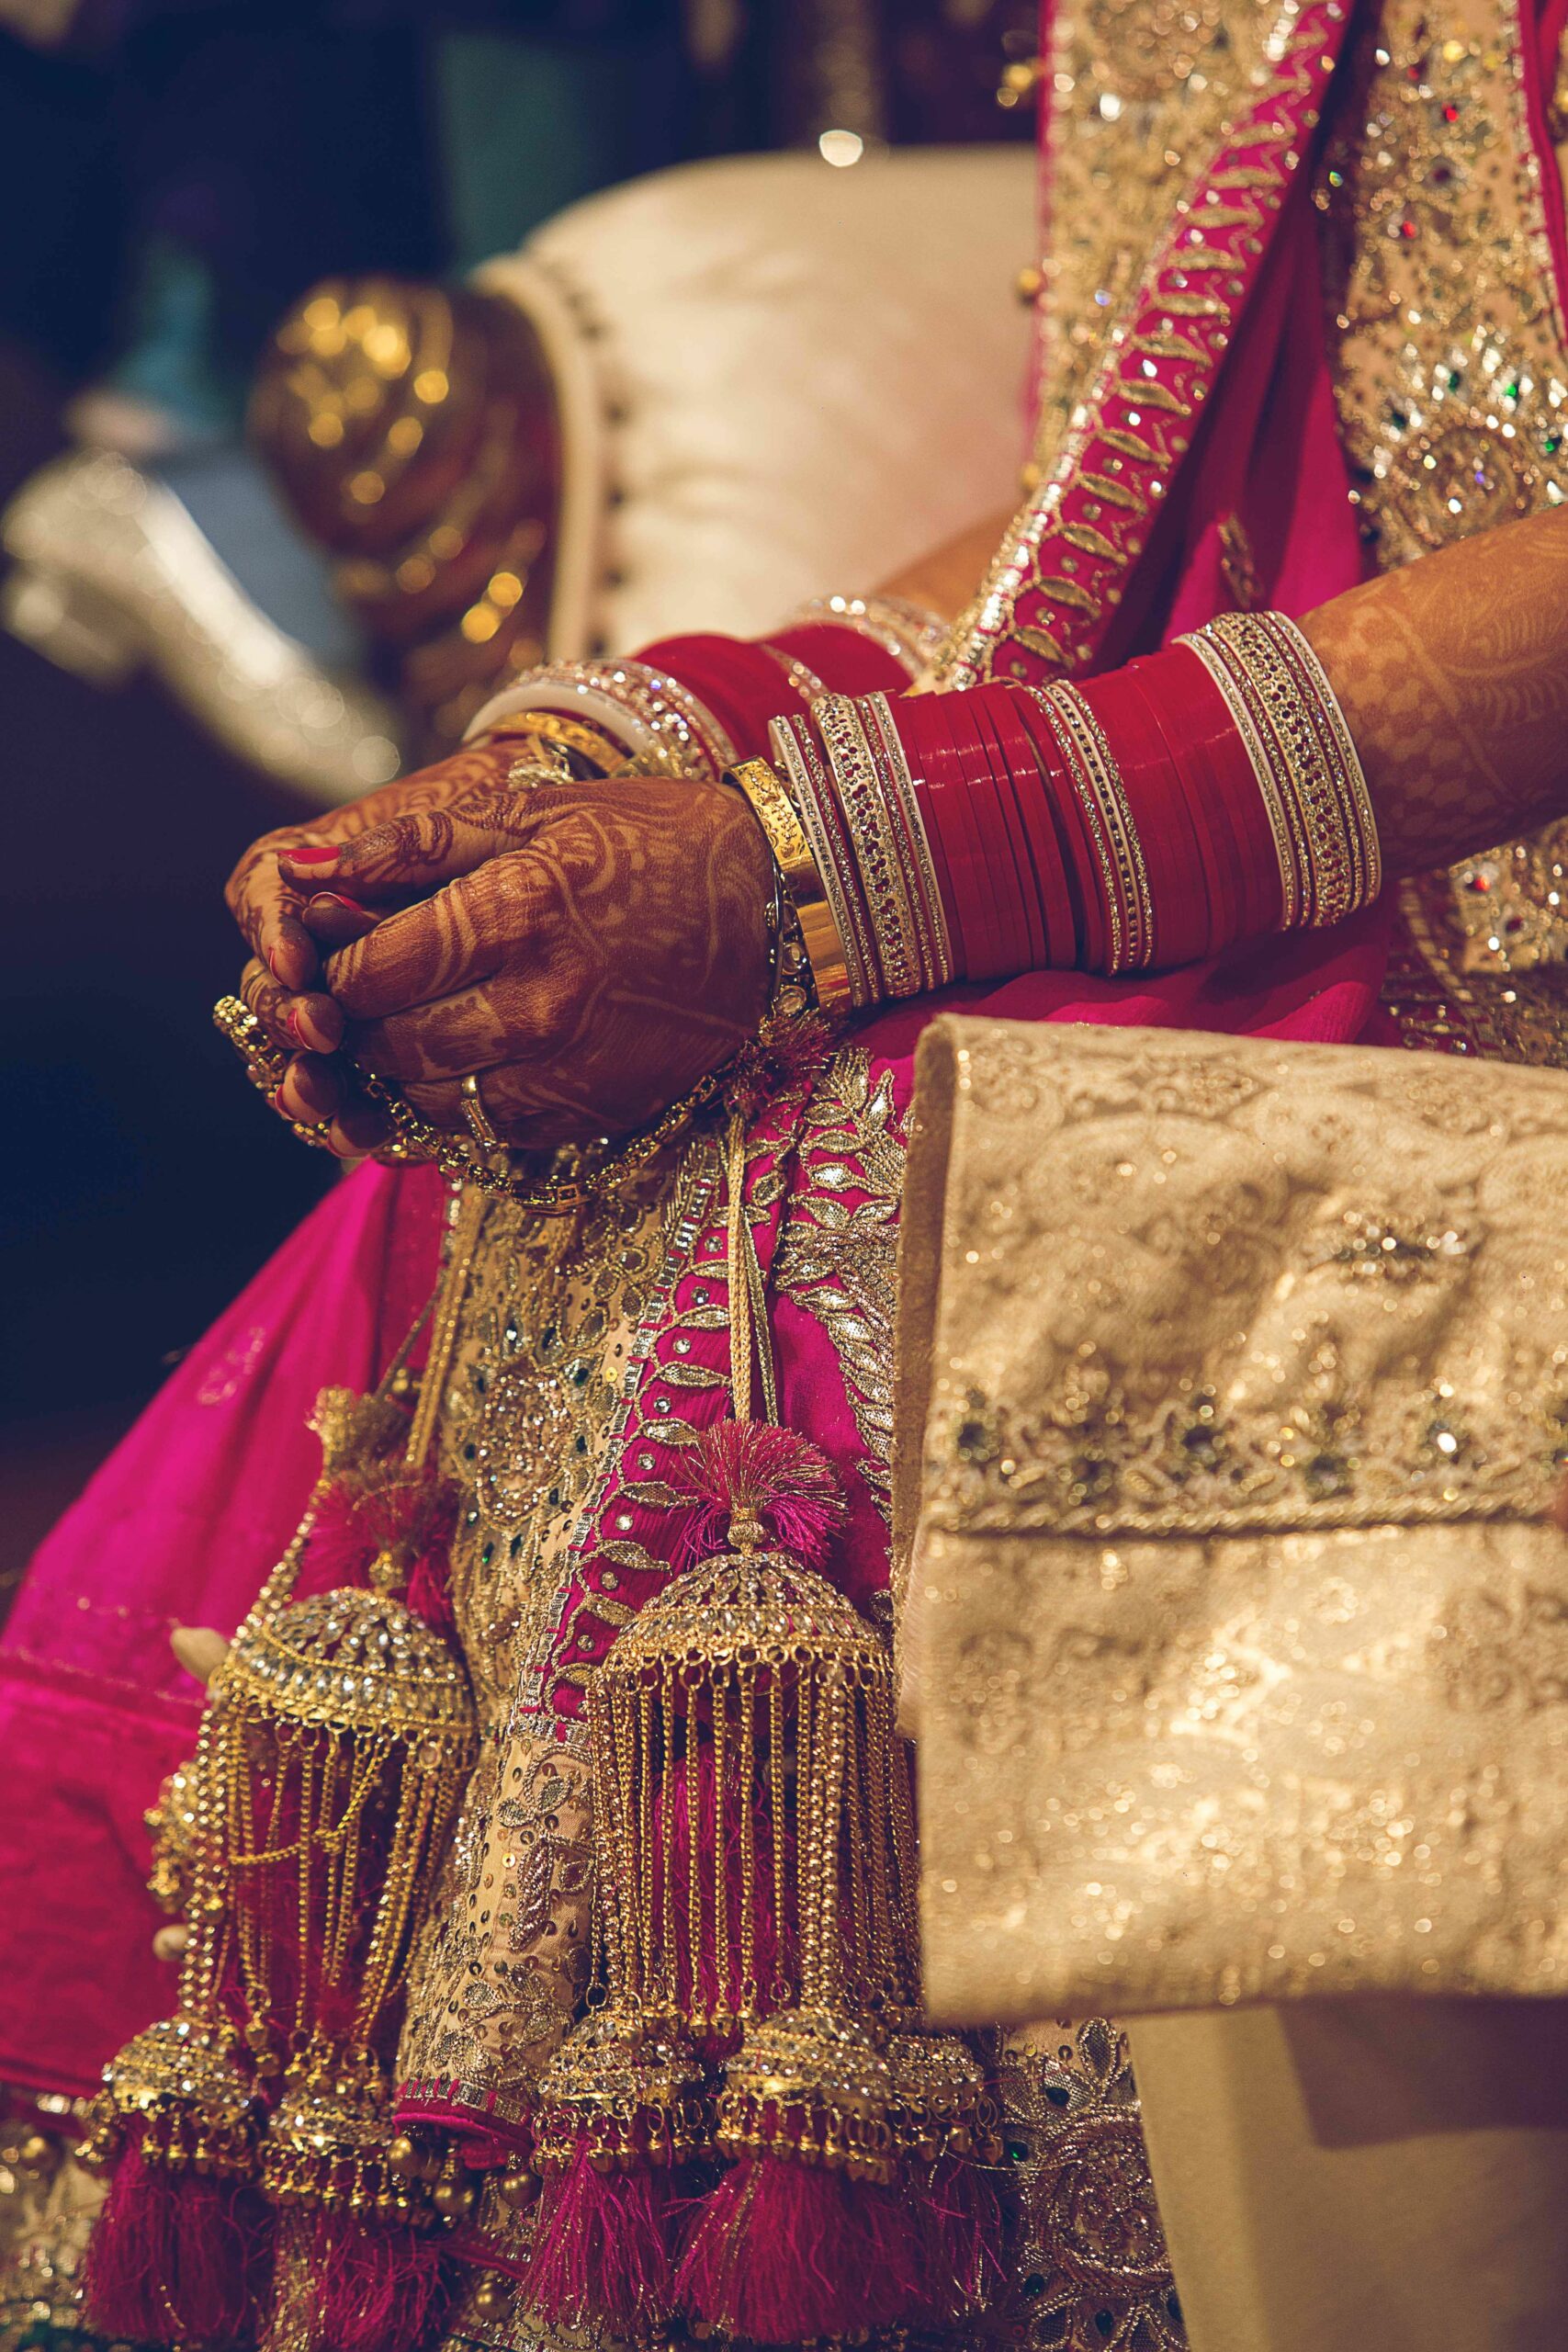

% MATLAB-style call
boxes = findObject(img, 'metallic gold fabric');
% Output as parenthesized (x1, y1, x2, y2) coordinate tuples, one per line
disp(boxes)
(1317, 0, 1568, 1040)
(1319, 0, 1568, 573)
(773, 1046, 907, 1521)
(899, 1015, 1568, 2022)
(1028, 0, 1280, 496)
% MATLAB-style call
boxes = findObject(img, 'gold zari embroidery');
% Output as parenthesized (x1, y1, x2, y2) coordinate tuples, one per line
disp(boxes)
(397, 1138, 719, 2122)
(901, 1018, 1568, 2024)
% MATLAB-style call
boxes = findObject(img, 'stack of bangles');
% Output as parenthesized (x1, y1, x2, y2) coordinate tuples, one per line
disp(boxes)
(220, 601, 1380, 1204)
(457, 599, 1379, 1018)
(460, 594, 944, 787)
(729, 610, 1381, 1013)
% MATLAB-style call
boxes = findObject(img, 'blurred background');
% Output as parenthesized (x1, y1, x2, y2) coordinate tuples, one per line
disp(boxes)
(0, 0, 1041, 1596)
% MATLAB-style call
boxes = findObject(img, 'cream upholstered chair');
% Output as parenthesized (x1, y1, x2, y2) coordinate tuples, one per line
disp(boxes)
(1, 146, 1035, 801)
(479, 145, 1037, 661)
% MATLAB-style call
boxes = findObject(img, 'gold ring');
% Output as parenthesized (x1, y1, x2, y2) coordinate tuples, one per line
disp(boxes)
(459, 1071, 500, 1149)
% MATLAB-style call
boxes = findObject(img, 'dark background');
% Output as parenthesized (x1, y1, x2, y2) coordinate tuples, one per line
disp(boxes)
(0, 0, 1034, 1592)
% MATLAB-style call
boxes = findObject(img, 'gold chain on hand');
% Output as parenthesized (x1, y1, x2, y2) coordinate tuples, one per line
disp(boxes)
(213, 993, 728, 1214)
(213, 763, 836, 1214)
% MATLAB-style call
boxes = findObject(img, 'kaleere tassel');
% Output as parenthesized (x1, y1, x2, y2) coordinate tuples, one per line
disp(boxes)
(519, 1689, 710, 2329)
(562, 1107, 969, 2344)
(83, 1199, 486, 2352)
(521, 2008, 705, 2334)
(886, 2030, 1006, 2320)
(82, 1684, 270, 2347)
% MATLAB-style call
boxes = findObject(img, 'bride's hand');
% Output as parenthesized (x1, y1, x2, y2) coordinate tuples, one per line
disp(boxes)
(247, 770, 774, 1154)
(223, 736, 531, 1051)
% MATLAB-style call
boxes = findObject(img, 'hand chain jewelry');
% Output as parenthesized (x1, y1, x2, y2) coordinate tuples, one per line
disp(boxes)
(214, 994, 728, 1214)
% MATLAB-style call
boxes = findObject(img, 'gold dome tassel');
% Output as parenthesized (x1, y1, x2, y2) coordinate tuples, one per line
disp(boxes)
(84, 1193, 485, 2352)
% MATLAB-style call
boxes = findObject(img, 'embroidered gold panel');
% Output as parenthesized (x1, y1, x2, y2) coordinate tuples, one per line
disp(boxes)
(401, 1054, 1184, 2352)
(1319, 0, 1567, 570)
(773, 1046, 907, 1515)
(975, 2022, 1185, 2352)
(398, 1140, 717, 2121)
(903, 1016, 1568, 2023)
(1319, 0, 1568, 1026)
(1032, 0, 1282, 484)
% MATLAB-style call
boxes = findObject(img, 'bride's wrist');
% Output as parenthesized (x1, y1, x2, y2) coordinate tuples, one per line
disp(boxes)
(462, 657, 738, 780)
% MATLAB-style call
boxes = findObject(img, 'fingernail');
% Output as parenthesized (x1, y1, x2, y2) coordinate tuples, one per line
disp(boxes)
(286, 845, 340, 869)
(285, 1006, 306, 1046)
(308, 891, 369, 915)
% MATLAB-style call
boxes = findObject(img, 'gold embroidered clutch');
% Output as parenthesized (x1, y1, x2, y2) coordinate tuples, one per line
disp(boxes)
(895, 1016, 1568, 2022)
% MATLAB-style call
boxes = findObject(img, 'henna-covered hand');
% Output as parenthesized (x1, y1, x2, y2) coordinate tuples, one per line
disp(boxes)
(226, 738, 587, 1148)
(223, 735, 531, 1027)
(243, 768, 774, 1153)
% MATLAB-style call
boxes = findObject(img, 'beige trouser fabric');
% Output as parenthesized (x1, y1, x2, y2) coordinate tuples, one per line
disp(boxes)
(1128, 1999, 1568, 2352)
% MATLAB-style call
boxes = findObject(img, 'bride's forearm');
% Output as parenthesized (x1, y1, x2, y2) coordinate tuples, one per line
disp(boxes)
(1303, 505, 1568, 876)
(762, 507, 1568, 1009)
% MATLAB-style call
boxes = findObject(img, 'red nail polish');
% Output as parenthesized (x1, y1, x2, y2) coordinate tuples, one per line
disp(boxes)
(309, 891, 369, 914)
(287, 844, 340, 865)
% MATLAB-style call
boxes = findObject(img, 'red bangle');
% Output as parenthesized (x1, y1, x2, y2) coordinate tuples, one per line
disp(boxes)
(1013, 688, 1108, 970)
(637, 633, 801, 763)
(1119, 644, 1282, 945)
(898, 697, 998, 983)
(767, 624, 910, 697)
(999, 693, 1081, 967)
(1079, 663, 1209, 966)
(978, 691, 1077, 967)
(971, 693, 1048, 969)
(947, 692, 1035, 978)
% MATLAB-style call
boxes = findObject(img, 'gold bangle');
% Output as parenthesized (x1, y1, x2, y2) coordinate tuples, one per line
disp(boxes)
(770, 716, 877, 1006)
(1258, 614, 1382, 910)
(1178, 626, 1308, 926)
(863, 691, 954, 989)
(467, 660, 736, 781)
(470, 709, 630, 775)
(1182, 613, 1379, 930)
(726, 757, 852, 1017)
(1032, 683, 1156, 972)
(812, 694, 924, 1000)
